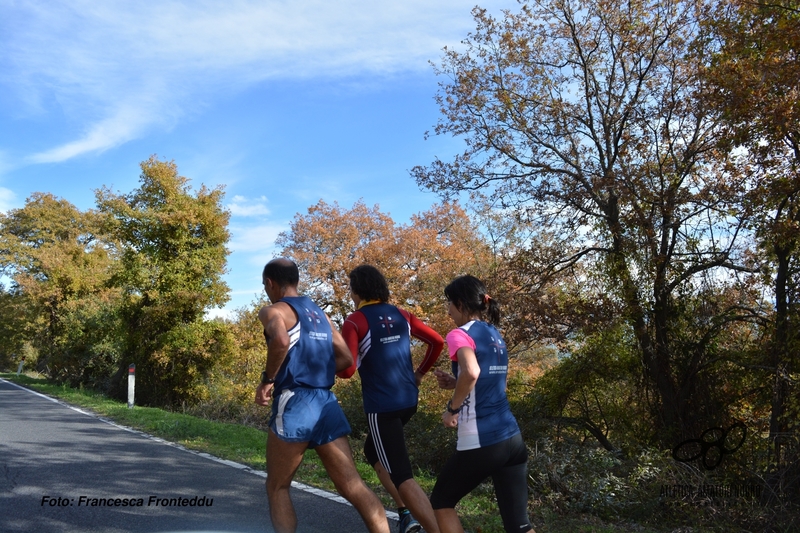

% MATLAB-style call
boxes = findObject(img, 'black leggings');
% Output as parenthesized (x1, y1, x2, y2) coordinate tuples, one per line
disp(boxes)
(363, 406, 417, 488)
(430, 433, 531, 533)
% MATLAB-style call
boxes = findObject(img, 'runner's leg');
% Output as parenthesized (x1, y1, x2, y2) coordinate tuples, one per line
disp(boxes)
(492, 461, 532, 533)
(433, 508, 464, 533)
(316, 436, 390, 533)
(368, 409, 437, 532)
(266, 428, 308, 533)
(366, 427, 406, 506)
(492, 434, 532, 533)
(397, 478, 440, 533)
(374, 461, 405, 505)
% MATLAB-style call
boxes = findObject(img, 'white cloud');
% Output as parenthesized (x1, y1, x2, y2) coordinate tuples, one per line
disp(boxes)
(27, 103, 157, 163)
(0, 187, 16, 213)
(229, 223, 286, 253)
(2, 0, 508, 162)
(228, 195, 271, 217)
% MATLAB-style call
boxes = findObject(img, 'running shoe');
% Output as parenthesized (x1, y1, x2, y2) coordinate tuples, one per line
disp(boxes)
(397, 509, 422, 533)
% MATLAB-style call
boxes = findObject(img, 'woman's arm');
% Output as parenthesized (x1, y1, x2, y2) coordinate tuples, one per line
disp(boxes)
(442, 346, 480, 427)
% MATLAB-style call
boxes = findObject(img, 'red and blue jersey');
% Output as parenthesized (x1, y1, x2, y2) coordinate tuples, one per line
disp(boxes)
(340, 303, 443, 414)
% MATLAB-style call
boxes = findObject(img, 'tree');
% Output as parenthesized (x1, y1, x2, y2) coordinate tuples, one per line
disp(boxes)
(0, 283, 28, 369)
(209, 299, 270, 405)
(701, 0, 800, 473)
(393, 201, 494, 334)
(275, 199, 398, 323)
(412, 0, 755, 443)
(276, 199, 492, 335)
(529, 322, 642, 452)
(96, 156, 232, 406)
(0, 192, 121, 383)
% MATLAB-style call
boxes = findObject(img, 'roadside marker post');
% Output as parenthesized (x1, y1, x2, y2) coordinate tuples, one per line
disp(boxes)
(16, 356, 24, 376)
(127, 364, 135, 408)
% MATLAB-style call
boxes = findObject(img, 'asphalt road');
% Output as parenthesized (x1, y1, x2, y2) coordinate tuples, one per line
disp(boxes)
(0, 378, 397, 533)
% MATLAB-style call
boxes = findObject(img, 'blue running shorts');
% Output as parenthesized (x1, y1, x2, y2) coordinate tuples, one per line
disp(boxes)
(269, 388, 351, 448)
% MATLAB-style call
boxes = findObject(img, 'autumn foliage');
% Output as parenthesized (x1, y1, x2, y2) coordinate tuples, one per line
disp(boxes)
(1, 1, 799, 530)
(277, 199, 492, 335)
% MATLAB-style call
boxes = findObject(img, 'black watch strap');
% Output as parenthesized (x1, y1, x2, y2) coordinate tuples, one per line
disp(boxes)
(261, 371, 275, 385)
(446, 399, 461, 415)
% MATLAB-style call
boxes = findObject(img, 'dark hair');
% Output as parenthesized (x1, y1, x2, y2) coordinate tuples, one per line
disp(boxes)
(444, 275, 501, 326)
(349, 264, 390, 302)
(263, 258, 299, 287)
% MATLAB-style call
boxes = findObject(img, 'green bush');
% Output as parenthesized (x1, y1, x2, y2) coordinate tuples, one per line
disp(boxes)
(526, 437, 799, 532)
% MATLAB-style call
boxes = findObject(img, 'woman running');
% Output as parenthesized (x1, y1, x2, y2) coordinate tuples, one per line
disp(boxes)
(431, 275, 533, 533)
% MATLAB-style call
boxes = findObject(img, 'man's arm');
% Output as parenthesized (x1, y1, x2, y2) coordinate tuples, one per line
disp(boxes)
(400, 309, 444, 385)
(254, 304, 291, 406)
(329, 316, 354, 374)
(336, 313, 362, 378)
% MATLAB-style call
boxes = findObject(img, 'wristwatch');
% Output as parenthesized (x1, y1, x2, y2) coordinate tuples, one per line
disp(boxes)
(446, 399, 461, 415)
(261, 371, 275, 385)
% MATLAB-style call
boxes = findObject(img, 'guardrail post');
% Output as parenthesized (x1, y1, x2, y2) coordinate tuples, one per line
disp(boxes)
(127, 364, 136, 408)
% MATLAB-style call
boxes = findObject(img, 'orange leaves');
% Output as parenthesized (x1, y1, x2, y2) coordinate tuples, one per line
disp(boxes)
(276, 199, 492, 332)
(703, 0, 800, 149)
(276, 199, 396, 323)
(0, 193, 117, 305)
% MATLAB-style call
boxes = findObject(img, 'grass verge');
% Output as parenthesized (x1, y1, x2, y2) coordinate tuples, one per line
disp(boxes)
(0, 375, 450, 523)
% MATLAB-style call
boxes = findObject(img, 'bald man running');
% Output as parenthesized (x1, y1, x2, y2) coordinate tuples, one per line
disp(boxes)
(255, 258, 389, 533)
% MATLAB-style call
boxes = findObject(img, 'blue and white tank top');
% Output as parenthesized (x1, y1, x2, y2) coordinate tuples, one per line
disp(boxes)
(272, 296, 336, 391)
(451, 320, 520, 450)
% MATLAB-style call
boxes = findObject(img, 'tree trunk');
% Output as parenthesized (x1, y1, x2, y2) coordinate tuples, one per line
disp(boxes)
(769, 245, 791, 466)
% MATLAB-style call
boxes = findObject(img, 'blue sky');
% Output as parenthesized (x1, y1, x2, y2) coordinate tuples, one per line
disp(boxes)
(0, 0, 513, 317)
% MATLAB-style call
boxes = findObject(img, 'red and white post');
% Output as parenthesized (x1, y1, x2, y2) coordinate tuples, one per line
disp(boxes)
(127, 364, 135, 408)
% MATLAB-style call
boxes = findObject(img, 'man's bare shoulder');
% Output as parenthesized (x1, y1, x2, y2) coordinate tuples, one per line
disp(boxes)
(259, 302, 285, 321)
(259, 301, 297, 329)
